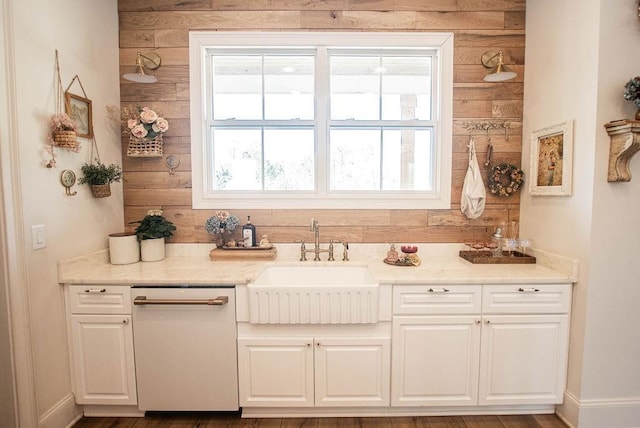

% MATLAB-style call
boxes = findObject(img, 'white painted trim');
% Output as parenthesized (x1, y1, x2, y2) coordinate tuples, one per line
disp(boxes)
(38, 393, 81, 428)
(557, 390, 640, 428)
(241, 404, 556, 418)
(0, 0, 37, 426)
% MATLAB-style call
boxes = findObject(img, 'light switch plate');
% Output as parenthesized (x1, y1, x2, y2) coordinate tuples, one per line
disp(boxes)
(31, 224, 46, 250)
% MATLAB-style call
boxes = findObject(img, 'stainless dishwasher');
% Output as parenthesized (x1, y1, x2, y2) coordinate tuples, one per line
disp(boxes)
(131, 285, 238, 411)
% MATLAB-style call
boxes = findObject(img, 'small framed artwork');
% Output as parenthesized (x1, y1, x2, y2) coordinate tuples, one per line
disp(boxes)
(529, 120, 573, 196)
(65, 92, 93, 138)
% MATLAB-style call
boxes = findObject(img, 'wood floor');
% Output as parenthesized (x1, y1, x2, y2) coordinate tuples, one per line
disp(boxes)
(72, 412, 568, 427)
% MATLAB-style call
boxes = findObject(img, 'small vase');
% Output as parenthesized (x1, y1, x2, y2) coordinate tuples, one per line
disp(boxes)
(140, 237, 165, 262)
(108, 233, 140, 264)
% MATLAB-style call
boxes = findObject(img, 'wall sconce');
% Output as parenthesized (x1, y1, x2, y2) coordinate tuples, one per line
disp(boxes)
(481, 50, 517, 82)
(123, 52, 161, 84)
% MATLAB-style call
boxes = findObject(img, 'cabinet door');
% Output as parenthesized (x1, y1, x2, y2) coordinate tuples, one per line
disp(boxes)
(237, 337, 314, 407)
(391, 316, 481, 406)
(479, 314, 569, 405)
(314, 337, 390, 407)
(70, 315, 137, 405)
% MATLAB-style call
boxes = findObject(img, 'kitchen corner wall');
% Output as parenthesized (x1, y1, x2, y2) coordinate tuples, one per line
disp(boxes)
(119, 0, 525, 244)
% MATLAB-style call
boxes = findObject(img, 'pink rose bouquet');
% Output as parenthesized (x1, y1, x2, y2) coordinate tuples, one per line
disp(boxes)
(122, 105, 169, 140)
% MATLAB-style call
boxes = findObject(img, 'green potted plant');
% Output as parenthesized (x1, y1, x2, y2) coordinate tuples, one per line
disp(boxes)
(78, 160, 123, 198)
(132, 209, 176, 261)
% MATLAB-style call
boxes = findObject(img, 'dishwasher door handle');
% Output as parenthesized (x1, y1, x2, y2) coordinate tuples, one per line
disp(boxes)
(133, 296, 229, 306)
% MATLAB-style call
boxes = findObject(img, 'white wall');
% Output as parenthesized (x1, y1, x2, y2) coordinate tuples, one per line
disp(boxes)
(523, 1, 640, 427)
(7, 0, 122, 425)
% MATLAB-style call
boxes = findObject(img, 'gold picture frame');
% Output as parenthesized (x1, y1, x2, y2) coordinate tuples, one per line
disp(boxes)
(65, 92, 93, 138)
(529, 120, 573, 196)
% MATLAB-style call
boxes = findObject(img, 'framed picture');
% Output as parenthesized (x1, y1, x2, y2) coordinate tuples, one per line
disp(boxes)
(529, 120, 573, 196)
(65, 92, 93, 138)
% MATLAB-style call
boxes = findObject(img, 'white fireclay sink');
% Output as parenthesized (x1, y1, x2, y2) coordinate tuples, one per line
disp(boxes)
(247, 265, 379, 324)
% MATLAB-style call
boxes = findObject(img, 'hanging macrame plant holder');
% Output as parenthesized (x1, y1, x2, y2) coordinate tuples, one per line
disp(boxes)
(52, 51, 79, 151)
(87, 134, 112, 199)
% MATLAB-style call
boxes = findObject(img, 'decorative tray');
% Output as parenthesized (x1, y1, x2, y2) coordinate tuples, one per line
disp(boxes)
(383, 254, 421, 267)
(459, 250, 536, 264)
(221, 245, 273, 250)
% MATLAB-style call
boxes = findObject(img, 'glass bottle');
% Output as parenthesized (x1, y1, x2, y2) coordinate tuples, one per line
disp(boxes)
(491, 227, 504, 257)
(242, 216, 256, 247)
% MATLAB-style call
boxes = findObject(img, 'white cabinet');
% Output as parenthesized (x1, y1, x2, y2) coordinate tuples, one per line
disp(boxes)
(65, 285, 137, 406)
(478, 284, 570, 405)
(478, 314, 568, 405)
(391, 283, 571, 408)
(391, 286, 482, 406)
(392, 316, 481, 406)
(238, 336, 390, 407)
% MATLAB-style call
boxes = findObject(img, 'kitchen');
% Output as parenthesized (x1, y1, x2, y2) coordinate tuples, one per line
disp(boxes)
(1, 1, 639, 428)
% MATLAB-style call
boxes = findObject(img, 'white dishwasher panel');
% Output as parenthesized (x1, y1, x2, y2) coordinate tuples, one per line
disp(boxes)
(131, 286, 238, 411)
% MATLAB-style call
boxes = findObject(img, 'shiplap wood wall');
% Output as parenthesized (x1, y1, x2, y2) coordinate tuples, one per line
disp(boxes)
(118, 0, 525, 244)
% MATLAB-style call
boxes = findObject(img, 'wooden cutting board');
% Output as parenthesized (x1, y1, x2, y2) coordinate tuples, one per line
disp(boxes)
(209, 247, 277, 261)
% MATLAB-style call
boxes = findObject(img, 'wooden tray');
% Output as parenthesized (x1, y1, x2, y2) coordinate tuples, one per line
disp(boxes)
(459, 250, 535, 264)
(221, 245, 273, 250)
(210, 247, 277, 261)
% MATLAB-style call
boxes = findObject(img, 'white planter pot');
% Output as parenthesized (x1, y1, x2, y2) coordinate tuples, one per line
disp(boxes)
(108, 233, 140, 265)
(140, 237, 165, 262)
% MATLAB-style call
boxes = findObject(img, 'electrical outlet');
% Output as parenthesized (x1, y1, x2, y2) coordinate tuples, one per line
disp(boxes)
(31, 224, 46, 250)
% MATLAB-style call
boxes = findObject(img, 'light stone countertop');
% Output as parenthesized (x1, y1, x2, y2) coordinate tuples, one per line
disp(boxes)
(58, 243, 578, 286)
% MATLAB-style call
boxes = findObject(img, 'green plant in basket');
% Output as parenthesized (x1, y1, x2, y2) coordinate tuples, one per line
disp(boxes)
(132, 209, 176, 240)
(78, 160, 123, 185)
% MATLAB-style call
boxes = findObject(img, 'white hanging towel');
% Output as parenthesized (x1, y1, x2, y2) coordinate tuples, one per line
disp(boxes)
(461, 137, 486, 219)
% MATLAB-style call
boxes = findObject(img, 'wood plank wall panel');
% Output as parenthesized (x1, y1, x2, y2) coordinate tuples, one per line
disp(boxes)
(118, 0, 525, 244)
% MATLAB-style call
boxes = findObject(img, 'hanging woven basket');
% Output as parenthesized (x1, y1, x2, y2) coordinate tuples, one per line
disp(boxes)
(90, 184, 111, 198)
(52, 130, 79, 150)
(127, 134, 163, 158)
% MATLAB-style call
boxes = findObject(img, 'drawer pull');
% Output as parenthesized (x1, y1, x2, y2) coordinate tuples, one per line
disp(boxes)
(84, 288, 106, 293)
(518, 287, 540, 293)
(133, 296, 229, 306)
(427, 288, 450, 293)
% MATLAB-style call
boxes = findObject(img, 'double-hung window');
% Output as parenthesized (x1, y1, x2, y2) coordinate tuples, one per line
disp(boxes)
(190, 32, 453, 209)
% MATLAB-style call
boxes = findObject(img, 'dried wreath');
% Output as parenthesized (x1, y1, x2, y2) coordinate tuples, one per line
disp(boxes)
(488, 163, 524, 197)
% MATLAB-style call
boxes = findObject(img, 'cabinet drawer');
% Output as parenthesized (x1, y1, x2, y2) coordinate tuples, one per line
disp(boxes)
(68, 285, 131, 314)
(393, 285, 482, 315)
(482, 284, 571, 314)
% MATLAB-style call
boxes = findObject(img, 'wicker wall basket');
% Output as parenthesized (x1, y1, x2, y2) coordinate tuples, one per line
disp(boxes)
(90, 184, 111, 198)
(127, 134, 163, 157)
(53, 130, 79, 151)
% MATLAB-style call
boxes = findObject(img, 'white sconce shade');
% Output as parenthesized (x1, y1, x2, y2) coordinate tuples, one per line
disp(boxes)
(481, 50, 517, 82)
(123, 52, 161, 84)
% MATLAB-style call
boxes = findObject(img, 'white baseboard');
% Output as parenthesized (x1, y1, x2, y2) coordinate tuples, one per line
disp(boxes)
(557, 390, 640, 428)
(38, 393, 82, 428)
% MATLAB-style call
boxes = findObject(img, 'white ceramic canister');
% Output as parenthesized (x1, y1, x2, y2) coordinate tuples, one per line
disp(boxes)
(140, 237, 166, 262)
(108, 233, 140, 264)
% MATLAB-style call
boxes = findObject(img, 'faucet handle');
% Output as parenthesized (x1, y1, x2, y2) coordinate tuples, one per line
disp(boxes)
(295, 240, 307, 261)
(342, 241, 349, 261)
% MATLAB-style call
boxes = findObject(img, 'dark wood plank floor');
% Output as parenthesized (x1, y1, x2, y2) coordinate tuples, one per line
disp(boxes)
(72, 412, 568, 427)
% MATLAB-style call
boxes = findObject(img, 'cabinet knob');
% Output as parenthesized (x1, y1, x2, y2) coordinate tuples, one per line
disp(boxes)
(485, 319, 491, 324)
(122, 318, 129, 324)
(476, 320, 481, 324)
(316, 342, 321, 347)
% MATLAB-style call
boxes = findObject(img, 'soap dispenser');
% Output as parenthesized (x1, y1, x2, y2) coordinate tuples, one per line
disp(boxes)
(491, 227, 504, 257)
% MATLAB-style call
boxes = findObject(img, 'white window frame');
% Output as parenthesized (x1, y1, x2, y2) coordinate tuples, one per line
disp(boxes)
(189, 31, 453, 209)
